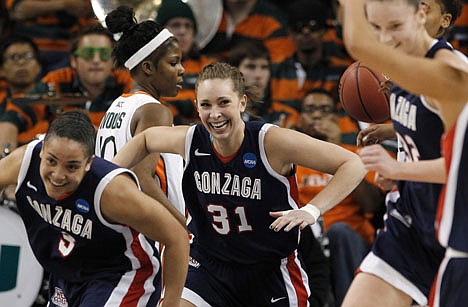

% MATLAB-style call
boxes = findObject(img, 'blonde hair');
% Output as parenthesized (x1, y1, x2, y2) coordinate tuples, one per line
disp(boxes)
(195, 62, 262, 104)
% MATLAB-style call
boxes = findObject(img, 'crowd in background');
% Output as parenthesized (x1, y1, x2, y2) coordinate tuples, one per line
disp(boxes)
(0, 0, 467, 306)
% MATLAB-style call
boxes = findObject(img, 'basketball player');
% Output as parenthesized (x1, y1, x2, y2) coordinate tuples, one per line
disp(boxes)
(0, 111, 189, 306)
(338, 0, 468, 306)
(113, 62, 366, 306)
(432, 103, 468, 307)
(357, 0, 462, 148)
(95, 6, 186, 226)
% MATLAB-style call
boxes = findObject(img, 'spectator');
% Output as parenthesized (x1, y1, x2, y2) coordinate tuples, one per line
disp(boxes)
(0, 24, 133, 152)
(201, 0, 295, 64)
(270, 0, 349, 116)
(0, 35, 44, 150)
(33, 24, 133, 127)
(322, 0, 353, 62)
(227, 40, 299, 126)
(156, 0, 216, 125)
(295, 89, 384, 306)
(6, 0, 97, 75)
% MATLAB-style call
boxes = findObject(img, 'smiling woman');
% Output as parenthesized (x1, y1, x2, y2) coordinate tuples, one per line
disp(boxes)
(0, 110, 189, 306)
(338, 0, 467, 307)
(112, 61, 367, 307)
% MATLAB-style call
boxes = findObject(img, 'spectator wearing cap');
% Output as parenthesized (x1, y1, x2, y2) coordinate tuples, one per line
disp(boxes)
(200, 0, 295, 64)
(270, 0, 359, 146)
(156, 0, 216, 125)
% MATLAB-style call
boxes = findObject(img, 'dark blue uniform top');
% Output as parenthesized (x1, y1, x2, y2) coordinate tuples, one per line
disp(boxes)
(15, 140, 159, 283)
(390, 39, 452, 246)
(183, 121, 300, 265)
(438, 94, 468, 252)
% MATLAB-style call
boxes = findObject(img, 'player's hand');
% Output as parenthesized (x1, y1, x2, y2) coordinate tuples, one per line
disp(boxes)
(358, 144, 399, 179)
(378, 77, 392, 97)
(374, 172, 396, 191)
(269, 209, 316, 232)
(357, 124, 395, 146)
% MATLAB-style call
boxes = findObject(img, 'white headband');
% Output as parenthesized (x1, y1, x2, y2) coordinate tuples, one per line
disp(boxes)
(124, 28, 174, 70)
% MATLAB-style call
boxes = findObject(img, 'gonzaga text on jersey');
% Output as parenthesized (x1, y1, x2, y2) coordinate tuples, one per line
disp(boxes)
(193, 171, 261, 200)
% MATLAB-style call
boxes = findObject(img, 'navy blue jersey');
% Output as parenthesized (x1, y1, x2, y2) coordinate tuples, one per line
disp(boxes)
(437, 104, 468, 252)
(183, 122, 300, 264)
(15, 140, 161, 285)
(389, 39, 451, 244)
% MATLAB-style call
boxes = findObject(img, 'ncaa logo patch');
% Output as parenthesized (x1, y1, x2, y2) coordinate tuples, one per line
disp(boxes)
(51, 287, 68, 307)
(75, 199, 90, 213)
(243, 153, 257, 168)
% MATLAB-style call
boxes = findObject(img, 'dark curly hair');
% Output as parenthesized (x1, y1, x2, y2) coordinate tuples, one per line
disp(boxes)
(45, 111, 95, 159)
(105, 5, 178, 72)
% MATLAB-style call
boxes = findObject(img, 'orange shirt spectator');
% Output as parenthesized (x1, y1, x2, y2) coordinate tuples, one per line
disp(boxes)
(201, 0, 295, 64)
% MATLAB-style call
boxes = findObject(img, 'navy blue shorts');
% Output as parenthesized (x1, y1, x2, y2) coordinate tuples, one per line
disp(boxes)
(359, 191, 444, 306)
(430, 250, 468, 307)
(48, 272, 161, 307)
(181, 245, 310, 306)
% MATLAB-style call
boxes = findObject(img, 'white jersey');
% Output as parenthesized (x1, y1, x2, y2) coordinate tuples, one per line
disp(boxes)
(96, 91, 185, 215)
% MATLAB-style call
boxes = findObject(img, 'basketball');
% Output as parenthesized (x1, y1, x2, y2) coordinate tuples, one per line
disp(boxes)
(339, 61, 390, 123)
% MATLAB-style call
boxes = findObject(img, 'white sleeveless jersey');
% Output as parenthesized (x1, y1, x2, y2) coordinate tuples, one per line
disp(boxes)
(96, 92, 185, 215)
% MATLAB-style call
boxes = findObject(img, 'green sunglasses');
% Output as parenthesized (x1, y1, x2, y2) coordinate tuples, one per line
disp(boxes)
(74, 47, 112, 61)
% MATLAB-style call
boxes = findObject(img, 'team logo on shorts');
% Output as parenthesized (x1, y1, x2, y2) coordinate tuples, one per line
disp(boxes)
(51, 287, 68, 307)
(188, 256, 200, 268)
(243, 153, 257, 168)
(75, 199, 90, 213)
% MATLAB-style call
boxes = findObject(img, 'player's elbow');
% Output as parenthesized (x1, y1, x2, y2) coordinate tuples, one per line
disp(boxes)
(164, 223, 189, 254)
(347, 153, 368, 182)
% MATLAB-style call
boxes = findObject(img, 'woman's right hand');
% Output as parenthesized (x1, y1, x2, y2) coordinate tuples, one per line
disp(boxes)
(357, 123, 396, 146)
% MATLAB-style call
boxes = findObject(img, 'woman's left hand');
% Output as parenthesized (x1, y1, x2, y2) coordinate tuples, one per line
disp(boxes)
(269, 209, 316, 232)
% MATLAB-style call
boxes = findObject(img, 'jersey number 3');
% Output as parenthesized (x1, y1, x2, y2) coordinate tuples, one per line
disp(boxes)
(208, 204, 253, 235)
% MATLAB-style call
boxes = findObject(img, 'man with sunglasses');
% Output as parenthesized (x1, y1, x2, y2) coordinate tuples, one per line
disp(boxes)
(295, 89, 385, 307)
(33, 24, 133, 128)
(0, 24, 133, 153)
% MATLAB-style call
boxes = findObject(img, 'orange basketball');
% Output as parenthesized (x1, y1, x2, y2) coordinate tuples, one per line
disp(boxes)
(339, 61, 390, 123)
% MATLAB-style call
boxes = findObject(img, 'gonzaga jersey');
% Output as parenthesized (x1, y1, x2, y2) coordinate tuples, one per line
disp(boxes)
(389, 39, 450, 244)
(437, 104, 468, 252)
(96, 92, 185, 215)
(183, 121, 300, 264)
(14, 141, 161, 293)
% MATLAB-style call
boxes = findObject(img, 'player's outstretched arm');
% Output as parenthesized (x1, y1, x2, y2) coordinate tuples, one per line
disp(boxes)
(113, 126, 188, 170)
(340, 0, 468, 105)
(267, 127, 367, 231)
(358, 144, 446, 183)
(0, 144, 27, 190)
(101, 174, 189, 307)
